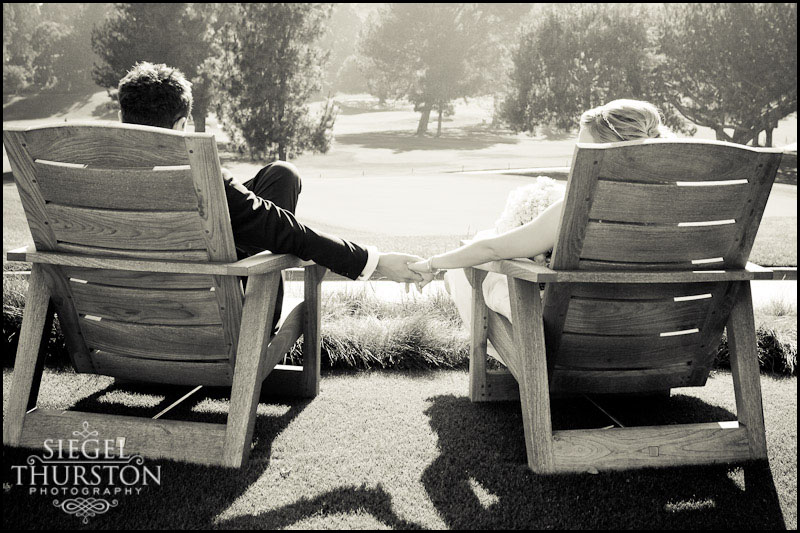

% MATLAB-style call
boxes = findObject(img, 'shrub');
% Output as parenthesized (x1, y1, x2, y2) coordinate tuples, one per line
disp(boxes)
(3, 275, 796, 376)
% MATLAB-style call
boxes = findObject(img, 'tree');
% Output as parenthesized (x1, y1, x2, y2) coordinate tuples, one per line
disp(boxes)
(213, 3, 336, 161)
(360, 3, 529, 136)
(500, 4, 689, 135)
(91, 3, 218, 131)
(656, 3, 797, 146)
(3, 3, 110, 94)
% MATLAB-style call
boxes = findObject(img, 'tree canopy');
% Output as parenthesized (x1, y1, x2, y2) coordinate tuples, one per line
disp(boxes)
(361, 3, 529, 136)
(656, 3, 797, 145)
(213, 3, 336, 160)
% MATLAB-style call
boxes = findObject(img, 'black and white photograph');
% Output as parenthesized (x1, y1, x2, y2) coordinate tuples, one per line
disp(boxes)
(2, 2, 797, 529)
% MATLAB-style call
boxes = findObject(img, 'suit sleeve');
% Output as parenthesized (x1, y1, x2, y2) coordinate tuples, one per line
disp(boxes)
(223, 174, 369, 280)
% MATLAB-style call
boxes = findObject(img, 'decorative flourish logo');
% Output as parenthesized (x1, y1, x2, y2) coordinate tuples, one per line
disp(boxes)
(10, 420, 161, 523)
(53, 497, 119, 524)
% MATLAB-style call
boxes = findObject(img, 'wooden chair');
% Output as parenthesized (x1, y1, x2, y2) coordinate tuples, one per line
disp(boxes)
(466, 138, 795, 474)
(3, 122, 326, 468)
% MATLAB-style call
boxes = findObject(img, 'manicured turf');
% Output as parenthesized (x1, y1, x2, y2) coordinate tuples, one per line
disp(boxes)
(2, 369, 796, 529)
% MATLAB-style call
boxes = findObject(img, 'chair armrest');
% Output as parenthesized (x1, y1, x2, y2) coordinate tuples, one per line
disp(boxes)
(471, 257, 796, 283)
(6, 246, 313, 277)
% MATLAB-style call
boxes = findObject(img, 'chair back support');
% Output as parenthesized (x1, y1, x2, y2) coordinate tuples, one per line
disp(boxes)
(543, 139, 783, 393)
(4, 123, 244, 385)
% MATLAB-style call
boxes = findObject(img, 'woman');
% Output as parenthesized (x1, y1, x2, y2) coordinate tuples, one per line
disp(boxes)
(409, 99, 671, 326)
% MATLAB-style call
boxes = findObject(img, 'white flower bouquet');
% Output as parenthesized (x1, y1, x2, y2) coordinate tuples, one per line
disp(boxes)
(494, 176, 565, 264)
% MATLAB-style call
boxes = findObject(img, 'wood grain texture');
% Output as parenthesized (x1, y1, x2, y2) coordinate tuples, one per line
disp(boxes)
(509, 277, 555, 473)
(597, 140, 774, 184)
(61, 267, 215, 289)
(570, 282, 717, 300)
(590, 179, 748, 224)
(91, 351, 233, 386)
(54, 242, 210, 261)
(223, 272, 281, 468)
(18, 410, 227, 466)
(3, 264, 50, 445)
(466, 268, 490, 402)
(47, 204, 207, 251)
(552, 422, 751, 472)
(486, 309, 521, 381)
(3, 130, 58, 250)
(69, 282, 222, 325)
(262, 301, 305, 381)
(551, 364, 694, 394)
(34, 161, 197, 211)
(563, 296, 709, 335)
(483, 369, 520, 402)
(727, 152, 782, 267)
(301, 265, 326, 398)
(11, 123, 192, 167)
(581, 222, 739, 264)
(556, 333, 701, 370)
(80, 318, 228, 359)
(39, 264, 94, 372)
(726, 282, 768, 459)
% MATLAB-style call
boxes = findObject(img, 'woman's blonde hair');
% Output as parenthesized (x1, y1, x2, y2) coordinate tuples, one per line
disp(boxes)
(580, 99, 671, 142)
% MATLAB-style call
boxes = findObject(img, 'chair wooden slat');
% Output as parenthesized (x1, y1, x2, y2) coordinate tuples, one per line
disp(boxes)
(61, 267, 215, 289)
(54, 242, 210, 261)
(563, 297, 710, 336)
(551, 364, 695, 394)
(556, 333, 702, 370)
(91, 351, 234, 387)
(581, 222, 739, 263)
(79, 318, 228, 358)
(597, 140, 770, 184)
(70, 282, 222, 325)
(35, 161, 198, 211)
(18, 123, 191, 167)
(590, 180, 748, 224)
(47, 204, 207, 251)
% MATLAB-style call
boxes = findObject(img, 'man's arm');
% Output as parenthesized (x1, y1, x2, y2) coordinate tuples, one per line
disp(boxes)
(224, 173, 421, 282)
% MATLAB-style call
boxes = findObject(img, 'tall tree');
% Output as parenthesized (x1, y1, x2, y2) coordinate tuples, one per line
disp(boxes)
(360, 3, 529, 136)
(91, 3, 218, 131)
(656, 3, 797, 146)
(214, 3, 336, 161)
(500, 4, 689, 135)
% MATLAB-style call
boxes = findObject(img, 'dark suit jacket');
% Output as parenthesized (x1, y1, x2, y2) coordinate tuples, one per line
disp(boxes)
(223, 174, 369, 280)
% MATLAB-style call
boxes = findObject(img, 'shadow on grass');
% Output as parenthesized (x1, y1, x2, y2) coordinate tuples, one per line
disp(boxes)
(2, 378, 425, 529)
(421, 393, 786, 529)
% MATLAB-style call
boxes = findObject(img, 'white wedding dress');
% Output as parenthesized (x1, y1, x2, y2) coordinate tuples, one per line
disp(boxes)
(445, 177, 565, 358)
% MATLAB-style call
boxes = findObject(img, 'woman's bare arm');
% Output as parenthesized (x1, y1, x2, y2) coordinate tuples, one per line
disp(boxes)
(410, 199, 563, 272)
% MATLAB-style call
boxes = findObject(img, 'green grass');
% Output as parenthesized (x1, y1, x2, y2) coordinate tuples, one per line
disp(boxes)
(2, 368, 796, 529)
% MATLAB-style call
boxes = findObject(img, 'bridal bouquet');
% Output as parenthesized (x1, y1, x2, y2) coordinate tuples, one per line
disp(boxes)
(494, 176, 565, 265)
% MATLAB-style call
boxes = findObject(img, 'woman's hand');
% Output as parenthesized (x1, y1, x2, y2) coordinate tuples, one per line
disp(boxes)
(408, 260, 437, 290)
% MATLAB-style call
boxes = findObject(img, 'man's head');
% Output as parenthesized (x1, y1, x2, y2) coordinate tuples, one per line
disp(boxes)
(117, 62, 193, 130)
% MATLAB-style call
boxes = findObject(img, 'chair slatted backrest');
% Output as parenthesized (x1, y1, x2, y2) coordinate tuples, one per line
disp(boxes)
(542, 139, 784, 394)
(3, 123, 244, 386)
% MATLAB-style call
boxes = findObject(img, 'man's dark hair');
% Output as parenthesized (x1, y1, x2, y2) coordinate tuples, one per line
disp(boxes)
(118, 62, 193, 129)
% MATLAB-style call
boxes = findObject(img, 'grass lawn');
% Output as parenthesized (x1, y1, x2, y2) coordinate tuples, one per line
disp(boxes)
(2, 368, 796, 529)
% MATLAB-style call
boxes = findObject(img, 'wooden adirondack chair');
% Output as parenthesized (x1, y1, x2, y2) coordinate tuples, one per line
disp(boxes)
(465, 138, 795, 474)
(3, 122, 326, 468)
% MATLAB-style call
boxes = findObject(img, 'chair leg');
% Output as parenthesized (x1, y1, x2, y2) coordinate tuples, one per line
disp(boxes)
(466, 268, 490, 402)
(300, 265, 325, 398)
(222, 272, 281, 468)
(26, 301, 55, 412)
(4, 264, 51, 446)
(509, 277, 555, 474)
(727, 281, 768, 460)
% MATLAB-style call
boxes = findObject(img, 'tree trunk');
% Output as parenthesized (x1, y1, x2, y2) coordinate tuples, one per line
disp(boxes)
(193, 90, 208, 133)
(279, 145, 287, 161)
(416, 102, 432, 136)
(193, 112, 206, 133)
(436, 104, 443, 137)
(765, 127, 773, 147)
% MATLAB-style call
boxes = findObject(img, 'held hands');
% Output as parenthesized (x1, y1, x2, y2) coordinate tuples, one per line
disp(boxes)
(375, 253, 436, 292)
(408, 259, 438, 290)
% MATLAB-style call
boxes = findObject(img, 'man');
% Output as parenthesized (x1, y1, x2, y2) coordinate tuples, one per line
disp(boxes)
(117, 62, 425, 329)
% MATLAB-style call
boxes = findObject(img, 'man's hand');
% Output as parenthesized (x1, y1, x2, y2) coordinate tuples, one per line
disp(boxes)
(375, 252, 424, 283)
